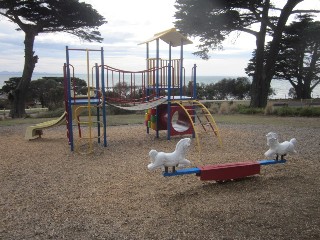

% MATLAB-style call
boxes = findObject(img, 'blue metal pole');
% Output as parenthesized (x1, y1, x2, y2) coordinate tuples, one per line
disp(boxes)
(95, 63, 100, 144)
(167, 41, 172, 140)
(156, 39, 160, 138)
(156, 38, 159, 97)
(180, 39, 184, 98)
(65, 46, 74, 151)
(146, 42, 150, 134)
(101, 47, 107, 147)
(146, 42, 149, 96)
(192, 64, 197, 139)
(193, 64, 197, 99)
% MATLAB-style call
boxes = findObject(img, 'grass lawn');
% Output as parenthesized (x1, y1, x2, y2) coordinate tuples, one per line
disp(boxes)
(1, 113, 319, 128)
(215, 114, 320, 128)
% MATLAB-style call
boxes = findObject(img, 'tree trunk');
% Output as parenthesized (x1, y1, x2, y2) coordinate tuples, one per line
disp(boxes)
(295, 84, 312, 99)
(293, 84, 302, 99)
(302, 85, 312, 99)
(250, 75, 269, 107)
(304, 42, 320, 99)
(10, 31, 38, 118)
(250, 0, 269, 108)
(250, 0, 303, 108)
(290, 79, 312, 99)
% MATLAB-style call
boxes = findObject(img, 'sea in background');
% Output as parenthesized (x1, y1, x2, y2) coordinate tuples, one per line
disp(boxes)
(1, 73, 320, 99)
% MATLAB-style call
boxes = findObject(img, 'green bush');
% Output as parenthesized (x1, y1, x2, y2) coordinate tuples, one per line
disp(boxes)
(299, 107, 320, 117)
(0, 99, 10, 109)
(271, 106, 320, 117)
(208, 103, 220, 114)
(106, 105, 136, 115)
(237, 105, 264, 114)
(37, 108, 65, 118)
(272, 107, 297, 116)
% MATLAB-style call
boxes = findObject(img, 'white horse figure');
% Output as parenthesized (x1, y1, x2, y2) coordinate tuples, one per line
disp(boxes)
(148, 138, 192, 171)
(264, 132, 297, 160)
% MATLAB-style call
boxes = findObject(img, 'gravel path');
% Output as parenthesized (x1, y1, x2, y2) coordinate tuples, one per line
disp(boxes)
(0, 119, 319, 239)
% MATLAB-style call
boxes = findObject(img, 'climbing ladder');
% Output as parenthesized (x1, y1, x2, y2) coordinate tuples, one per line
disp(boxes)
(73, 104, 105, 154)
(171, 100, 223, 163)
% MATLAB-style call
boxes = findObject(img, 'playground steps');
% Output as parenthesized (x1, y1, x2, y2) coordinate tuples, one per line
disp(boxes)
(73, 105, 106, 154)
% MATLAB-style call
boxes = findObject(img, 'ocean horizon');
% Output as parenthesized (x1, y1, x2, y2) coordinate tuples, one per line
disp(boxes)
(1, 73, 320, 99)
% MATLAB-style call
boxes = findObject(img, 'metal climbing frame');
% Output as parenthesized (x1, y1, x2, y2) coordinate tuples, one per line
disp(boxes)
(64, 46, 106, 153)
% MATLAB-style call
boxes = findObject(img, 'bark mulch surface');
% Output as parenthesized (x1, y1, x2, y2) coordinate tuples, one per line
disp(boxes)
(0, 119, 319, 239)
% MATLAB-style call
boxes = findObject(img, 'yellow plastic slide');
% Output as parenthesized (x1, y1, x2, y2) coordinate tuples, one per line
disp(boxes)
(25, 112, 67, 140)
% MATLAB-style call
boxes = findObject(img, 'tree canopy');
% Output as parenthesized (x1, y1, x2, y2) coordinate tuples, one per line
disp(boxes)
(174, 0, 319, 107)
(0, 0, 106, 42)
(203, 77, 251, 100)
(0, 0, 107, 117)
(246, 15, 320, 99)
(1, 76, 87, 110)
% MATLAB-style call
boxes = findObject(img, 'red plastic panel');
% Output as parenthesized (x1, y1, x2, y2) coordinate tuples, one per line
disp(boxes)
(157, 104, 194, 135)
(198, 162, 260, 181)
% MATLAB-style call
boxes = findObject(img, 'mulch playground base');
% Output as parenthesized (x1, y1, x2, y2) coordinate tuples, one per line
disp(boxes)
(0, 121, 319, 239)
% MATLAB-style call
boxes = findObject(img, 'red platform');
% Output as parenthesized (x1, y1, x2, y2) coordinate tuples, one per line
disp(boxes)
(197, 161, 261, 181)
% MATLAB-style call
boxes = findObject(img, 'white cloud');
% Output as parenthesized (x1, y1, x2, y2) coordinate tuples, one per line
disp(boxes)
(0, 0, 319, 76)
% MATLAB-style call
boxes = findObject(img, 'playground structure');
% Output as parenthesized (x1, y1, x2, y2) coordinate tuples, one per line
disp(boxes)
(24, 27, 291, 182)
(62, 28, 222, 156)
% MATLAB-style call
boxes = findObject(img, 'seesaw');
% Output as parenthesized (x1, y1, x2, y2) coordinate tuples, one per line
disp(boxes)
(147, 132, 296, 182)
(163, 159, 286, 182)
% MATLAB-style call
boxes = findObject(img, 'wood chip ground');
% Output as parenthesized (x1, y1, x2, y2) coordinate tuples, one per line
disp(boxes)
(0, 119, 319, 239)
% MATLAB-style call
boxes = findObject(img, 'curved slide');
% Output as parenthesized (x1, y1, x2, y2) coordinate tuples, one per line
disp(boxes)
(25, 112, 67, 140)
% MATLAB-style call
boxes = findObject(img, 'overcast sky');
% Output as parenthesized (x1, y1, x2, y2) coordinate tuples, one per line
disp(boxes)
(0, 0, 319, 76)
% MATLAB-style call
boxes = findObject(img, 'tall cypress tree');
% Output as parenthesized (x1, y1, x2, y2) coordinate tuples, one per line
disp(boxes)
(0, 0, 107, 117)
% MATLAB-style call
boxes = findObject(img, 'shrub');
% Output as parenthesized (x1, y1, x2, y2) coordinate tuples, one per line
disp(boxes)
(237, 105, 264, 114)
(299, 107, 320, 117)
(107, 105, 134, 115)
(218, 102, 230, 114)
(229, 102, 240, 114)
(0, 99, 10, 109)
(276, 106, 305, 116)
(208, 103, 220, 114)
(272, 107, 296, 116)
(37, 108, 65, 118)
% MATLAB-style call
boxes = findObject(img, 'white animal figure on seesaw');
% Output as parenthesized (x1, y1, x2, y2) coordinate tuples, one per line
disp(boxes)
(264, 132, 297, 160)
(148, 138, 191, 172)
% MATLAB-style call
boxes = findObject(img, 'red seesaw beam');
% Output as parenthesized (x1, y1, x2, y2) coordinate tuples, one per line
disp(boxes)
(197, 161, 260, 181)
(163, 159, 286, 181)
